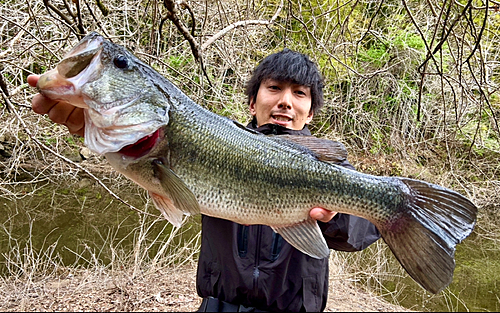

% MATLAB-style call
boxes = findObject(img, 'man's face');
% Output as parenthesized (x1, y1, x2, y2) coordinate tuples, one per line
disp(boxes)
(249, 79, 313, 130)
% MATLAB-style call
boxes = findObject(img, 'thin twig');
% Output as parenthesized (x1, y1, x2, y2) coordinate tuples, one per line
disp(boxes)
(42, 0, 79, 36)
(0, 15, 59, 59)
(179, 1, 196, 37)
(83, 0, 110, 38)
(162, 0, 200, 61)
(201, 20, 273, 51)
(74, 0, 86, 38)
(161, 0, 212, 88)
(288, 5, 393, 79)
(465, 0, 488, 64)
(200, 0, 283, 50)
(356, 0, 384, 45)
(418, 0, 473, 70)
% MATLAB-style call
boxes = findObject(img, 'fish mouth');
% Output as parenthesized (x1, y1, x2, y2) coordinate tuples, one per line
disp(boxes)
(117, 128, 162, 158)
(37, 33, 104, 108)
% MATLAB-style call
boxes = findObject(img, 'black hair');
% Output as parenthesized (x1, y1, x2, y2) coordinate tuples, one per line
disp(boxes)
(245, 49, 324, 114)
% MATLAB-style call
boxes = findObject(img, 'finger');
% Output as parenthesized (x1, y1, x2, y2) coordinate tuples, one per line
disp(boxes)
(32, 93, 59, 115)
(310, 208, 337, 223)
(65, 107, 85, 136)
(29, 74, 85, 137)
(27, 75, 40, 87)
(47, 101, 79, 126)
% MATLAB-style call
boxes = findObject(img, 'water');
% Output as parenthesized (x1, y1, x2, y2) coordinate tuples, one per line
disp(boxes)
(0, 179, 498, 311)
(380, 231, 500, 312)
(358, 210, 500, 312)
(0, 178, 201, 275)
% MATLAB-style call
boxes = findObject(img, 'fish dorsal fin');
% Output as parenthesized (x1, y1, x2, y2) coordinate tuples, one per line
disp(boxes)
(151, 159, 200, 226)
(271, 217, 330, 259)
(232, 120, 347, 163)
(273, 135, 348, 164)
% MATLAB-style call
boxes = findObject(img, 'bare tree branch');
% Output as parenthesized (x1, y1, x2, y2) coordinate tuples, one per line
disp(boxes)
(465, 0, 488, 63)
(201, 1, 283, 50)
(83, 0, 110, 38)
(162, 0, 200, 61)
(161, 0, 212, 87)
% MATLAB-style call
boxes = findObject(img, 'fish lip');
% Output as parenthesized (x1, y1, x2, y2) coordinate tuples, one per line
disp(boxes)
(36, 35, 105, 109)
(116, 128, 162, 158)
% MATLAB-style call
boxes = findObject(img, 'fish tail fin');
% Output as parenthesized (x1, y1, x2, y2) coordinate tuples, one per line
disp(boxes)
(380, 178, 477, 294)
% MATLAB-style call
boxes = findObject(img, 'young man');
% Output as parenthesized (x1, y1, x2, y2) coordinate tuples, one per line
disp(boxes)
(28, 49, 380, 312)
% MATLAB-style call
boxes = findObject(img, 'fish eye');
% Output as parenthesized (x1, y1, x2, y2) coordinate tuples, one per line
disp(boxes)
(113, 55, 128, 69)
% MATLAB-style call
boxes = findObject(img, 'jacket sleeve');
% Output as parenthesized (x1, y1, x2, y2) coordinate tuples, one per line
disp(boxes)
(318, 159, 381, 252)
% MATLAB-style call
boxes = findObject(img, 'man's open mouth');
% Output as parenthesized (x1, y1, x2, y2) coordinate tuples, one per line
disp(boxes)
(272, 115, 292, 122)
(118, 129, 161, 158)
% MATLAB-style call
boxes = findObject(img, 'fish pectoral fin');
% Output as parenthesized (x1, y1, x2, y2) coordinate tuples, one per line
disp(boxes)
(151, 159, 200, 223)
(271, 218, 329, 259)
(279, 135, 348, 164)
(149, 192, 184, 227)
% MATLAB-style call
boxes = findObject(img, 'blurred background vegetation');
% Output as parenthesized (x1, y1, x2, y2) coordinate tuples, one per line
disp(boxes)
(0, 0, 499, 311)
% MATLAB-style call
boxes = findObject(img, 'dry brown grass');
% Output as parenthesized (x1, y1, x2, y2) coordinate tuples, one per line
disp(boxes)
(0, 260, 410, 312)
(0, 264, 201, 312)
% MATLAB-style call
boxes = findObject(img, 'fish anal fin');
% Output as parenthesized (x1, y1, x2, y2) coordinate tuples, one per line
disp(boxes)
(272, 217, 329, 259)
(149, 192, 184, 227)
(279, 135, 348, 164)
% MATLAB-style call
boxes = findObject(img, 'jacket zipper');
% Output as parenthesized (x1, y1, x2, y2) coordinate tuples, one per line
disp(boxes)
(237, 225, 248, 257)
(252, 224, 262, 297)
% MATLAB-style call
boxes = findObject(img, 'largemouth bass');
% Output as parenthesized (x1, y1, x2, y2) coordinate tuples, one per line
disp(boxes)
(36, 32, 477, 294)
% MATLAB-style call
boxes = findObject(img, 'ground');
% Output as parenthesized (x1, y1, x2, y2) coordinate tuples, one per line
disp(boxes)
(0, 263, 409, 312)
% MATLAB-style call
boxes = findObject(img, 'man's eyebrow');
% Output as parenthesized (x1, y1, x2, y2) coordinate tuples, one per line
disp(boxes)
(293, 83, 310, 88)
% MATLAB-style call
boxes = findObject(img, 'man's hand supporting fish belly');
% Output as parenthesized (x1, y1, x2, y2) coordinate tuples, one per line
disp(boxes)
(27, 74, 337, 223)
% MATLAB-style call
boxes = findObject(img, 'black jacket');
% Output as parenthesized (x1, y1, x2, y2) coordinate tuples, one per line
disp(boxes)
(196, 122, 381, 312)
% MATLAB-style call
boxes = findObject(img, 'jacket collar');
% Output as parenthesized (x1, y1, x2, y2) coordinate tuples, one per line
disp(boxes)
(246, 117, 311, 136)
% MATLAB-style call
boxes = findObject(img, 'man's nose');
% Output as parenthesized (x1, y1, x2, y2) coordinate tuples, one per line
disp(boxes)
(277, 89, 293, 110)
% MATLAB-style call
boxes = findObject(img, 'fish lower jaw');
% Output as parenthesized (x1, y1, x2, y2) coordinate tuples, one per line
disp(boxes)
(39, 90, 88, 109)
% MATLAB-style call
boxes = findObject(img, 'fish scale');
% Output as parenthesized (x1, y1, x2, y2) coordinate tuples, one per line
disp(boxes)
(36, 32, 477, 294)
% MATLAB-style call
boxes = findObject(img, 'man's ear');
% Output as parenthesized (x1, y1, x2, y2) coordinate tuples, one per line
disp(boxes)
(249, 98, 257, 116)
(305, 111, 314, 124)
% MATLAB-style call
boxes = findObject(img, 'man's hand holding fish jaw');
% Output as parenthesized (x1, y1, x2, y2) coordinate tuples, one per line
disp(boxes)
(28, 75, 85, 137)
